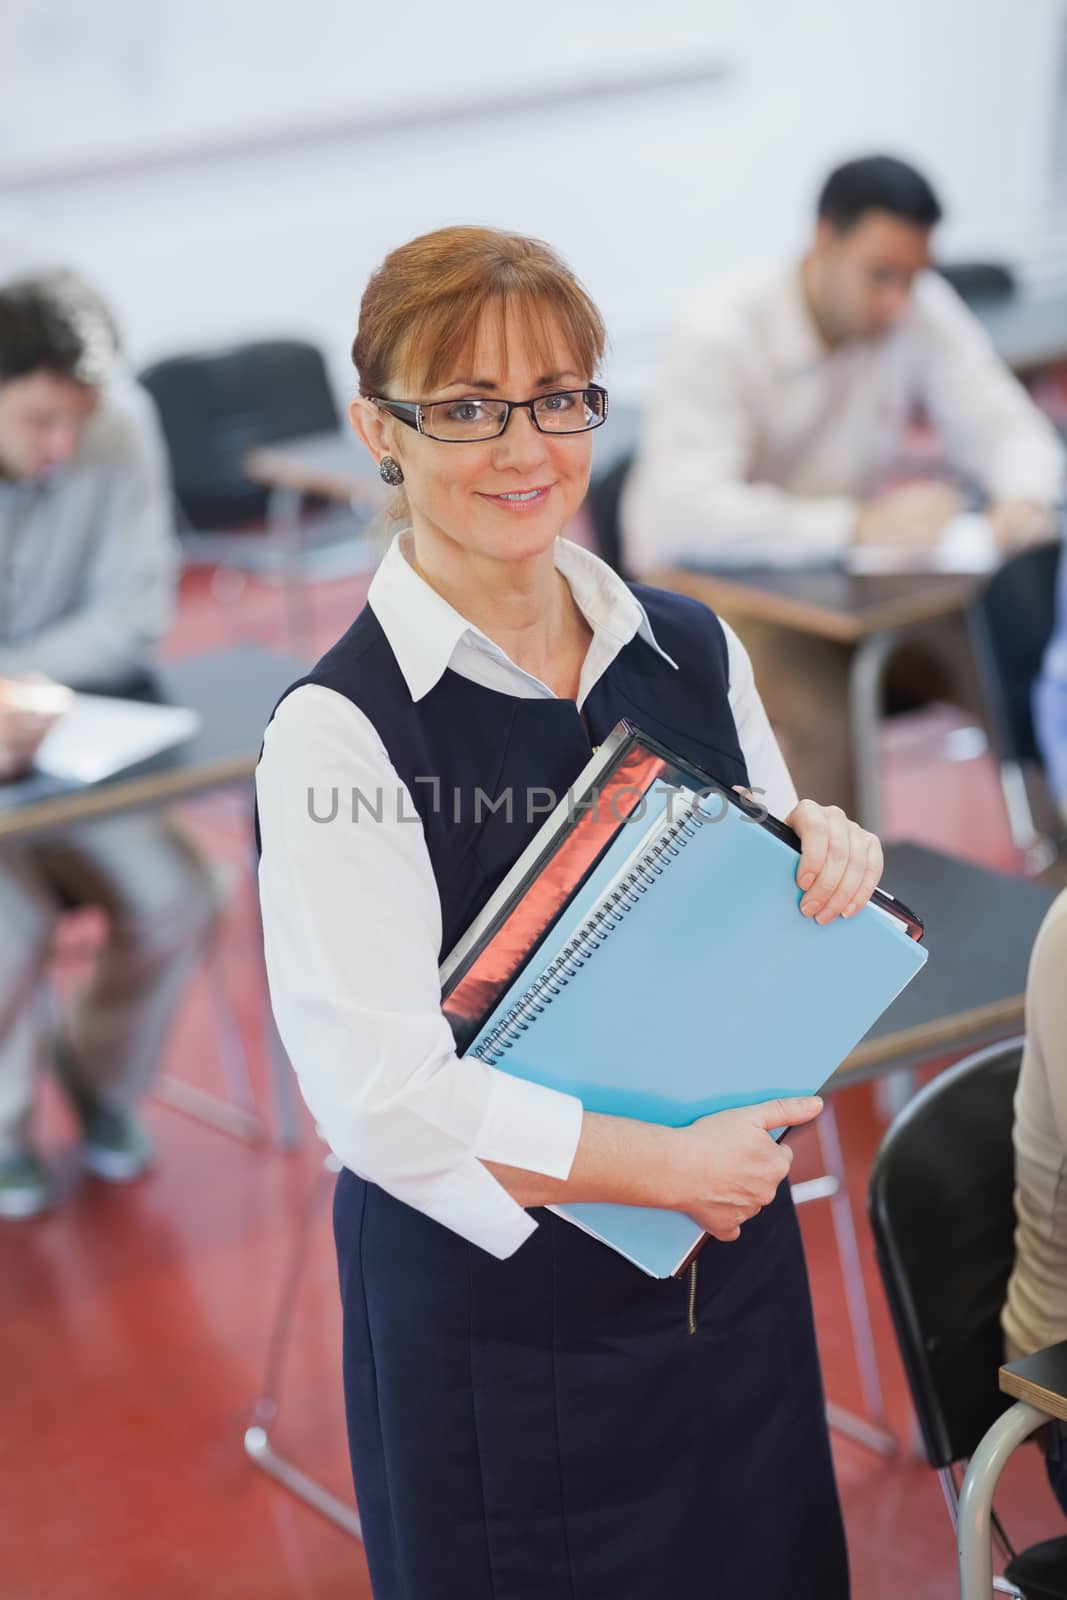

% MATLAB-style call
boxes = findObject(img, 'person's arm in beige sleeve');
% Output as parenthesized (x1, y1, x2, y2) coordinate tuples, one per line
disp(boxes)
(915, 273, 1066, 550)
(1026, 895, 1067, 1151)
(621, 320, 855, 575)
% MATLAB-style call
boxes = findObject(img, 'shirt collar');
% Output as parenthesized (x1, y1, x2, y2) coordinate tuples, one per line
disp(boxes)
(368, 528, 677, 702)
(768, 261, 833, 376)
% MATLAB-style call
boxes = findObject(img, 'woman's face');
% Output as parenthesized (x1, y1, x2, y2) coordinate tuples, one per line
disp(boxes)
(352, 304, 594, 567)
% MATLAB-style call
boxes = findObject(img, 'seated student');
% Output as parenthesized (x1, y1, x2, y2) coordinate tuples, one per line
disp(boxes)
(1003, 888, 1067, 1517)
(1034, 535, 1067, 831)
(622, 154, 1065, 572)
(0, 271, 220, 1220)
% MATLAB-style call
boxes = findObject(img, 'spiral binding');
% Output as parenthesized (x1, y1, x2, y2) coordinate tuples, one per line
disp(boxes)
(471, 800, 710, 1065)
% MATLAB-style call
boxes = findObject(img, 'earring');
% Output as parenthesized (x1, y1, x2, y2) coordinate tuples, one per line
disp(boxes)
(379, 455, 404, 486)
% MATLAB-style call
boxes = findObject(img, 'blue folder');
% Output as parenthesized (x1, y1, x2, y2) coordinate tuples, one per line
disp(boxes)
(465, 784, 927, 1278)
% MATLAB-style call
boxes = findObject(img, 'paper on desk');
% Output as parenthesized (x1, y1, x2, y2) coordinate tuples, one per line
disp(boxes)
(33, 694, 200, 783)
(847, 513, 998, 575)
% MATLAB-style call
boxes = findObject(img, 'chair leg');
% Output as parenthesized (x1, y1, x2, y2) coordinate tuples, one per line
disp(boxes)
(44, 910, 266, 1146)
(815, 1100, 897, 1456)
(847, 626, 899, 836)
(266, 484, 315, 657)
(940, 1461, 1021, 1567)
(245, 1427, 363, 1540)
(244, 1150, 362, 1540)
(244, 838, 302, 1149)
(154, 923, 266, 1145)
(939, 1464, 960, 1530)
(1000, 759, 1041, 854)
(958, 1400, 1047, 1599)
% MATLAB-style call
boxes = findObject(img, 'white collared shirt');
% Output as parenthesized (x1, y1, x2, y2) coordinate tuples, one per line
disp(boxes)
(621, 262, 1067, 572)
(255, 532, 797, 1258)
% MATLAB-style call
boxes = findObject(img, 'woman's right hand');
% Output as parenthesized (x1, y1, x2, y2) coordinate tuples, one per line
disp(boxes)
(669, 1096, 824, 1242)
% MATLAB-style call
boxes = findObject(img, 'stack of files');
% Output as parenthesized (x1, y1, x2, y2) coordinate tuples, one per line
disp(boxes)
(441, 722, 927, 1278)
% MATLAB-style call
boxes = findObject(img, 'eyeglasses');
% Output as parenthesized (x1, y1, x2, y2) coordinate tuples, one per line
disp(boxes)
(369, 384, 608, 443)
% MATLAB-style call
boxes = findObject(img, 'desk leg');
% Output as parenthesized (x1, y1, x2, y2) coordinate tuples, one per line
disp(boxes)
(245, 836, 302, 1149)
(266, 485, 314, 658)
(847, 628, 925, 1120)
(262, 993, 301, 1150)
(847, 628, 899, 836)
(815, 1100, 897, 1456)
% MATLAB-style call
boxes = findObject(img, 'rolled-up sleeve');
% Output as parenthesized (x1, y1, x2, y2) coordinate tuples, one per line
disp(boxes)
(255, 683, 583, 1258)
(917, 274, 1067, 506)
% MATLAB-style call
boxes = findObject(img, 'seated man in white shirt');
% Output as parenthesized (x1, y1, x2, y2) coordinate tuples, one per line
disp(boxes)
(622, 156, 1066, 811)
(0, 271, 221, 1219)
(622, 153, 1065, 573)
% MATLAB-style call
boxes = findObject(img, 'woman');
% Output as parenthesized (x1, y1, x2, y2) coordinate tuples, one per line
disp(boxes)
(256, 226, 881, 1597)
(1003, 888, 1067, 1518)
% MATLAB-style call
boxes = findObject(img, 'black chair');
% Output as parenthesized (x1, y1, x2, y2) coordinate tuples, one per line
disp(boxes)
(968, 538, 1063, 861)
(140, 340, 375, 648)
(868, 1040, 1067, 1598)
(586, 451, 634, 578)
(937, 262, 1017, 307)
(141, 339, 340, 529)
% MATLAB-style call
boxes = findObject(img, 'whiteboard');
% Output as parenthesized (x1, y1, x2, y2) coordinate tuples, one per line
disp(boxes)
(0, 0, 733, 185)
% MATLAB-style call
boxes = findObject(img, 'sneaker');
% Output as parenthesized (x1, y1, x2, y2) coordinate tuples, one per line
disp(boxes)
(52, 1036, 153, 1183)
(81, 1105, 153, 1184)
(0, 1148, 53, 1219)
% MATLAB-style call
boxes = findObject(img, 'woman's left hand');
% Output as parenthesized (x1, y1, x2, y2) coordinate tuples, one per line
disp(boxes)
(784, 799, 883, 924)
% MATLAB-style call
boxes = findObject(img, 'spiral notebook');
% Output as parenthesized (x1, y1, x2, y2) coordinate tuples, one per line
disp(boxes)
(440, 723, 928, 1279)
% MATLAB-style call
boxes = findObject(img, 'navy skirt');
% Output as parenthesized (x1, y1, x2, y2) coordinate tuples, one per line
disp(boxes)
(334, 1173, 849, 1599)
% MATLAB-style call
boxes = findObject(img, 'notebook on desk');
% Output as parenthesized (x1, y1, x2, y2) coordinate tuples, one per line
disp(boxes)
(32, 694, 200, 784)
(441, 723, 928, 1279)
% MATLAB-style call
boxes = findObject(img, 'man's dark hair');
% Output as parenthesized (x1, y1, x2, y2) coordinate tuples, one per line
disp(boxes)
(817, 156, 943, 233)
(0, 270, 119, 388)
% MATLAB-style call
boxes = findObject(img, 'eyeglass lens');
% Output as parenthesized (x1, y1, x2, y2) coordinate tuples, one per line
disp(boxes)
(422, 389, 605, 441)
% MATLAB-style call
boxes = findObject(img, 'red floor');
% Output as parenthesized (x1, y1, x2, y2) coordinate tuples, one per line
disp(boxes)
(3, 558, 1063, 1598)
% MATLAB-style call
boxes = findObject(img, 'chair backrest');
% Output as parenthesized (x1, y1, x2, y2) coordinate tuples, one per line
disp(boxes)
(969, 538, 1062, 766)
(140, 340, 341, 530)
(585, 452, 634, 578)
(936, 261, 1016, 305)
(867, 1039, 1024, 1469)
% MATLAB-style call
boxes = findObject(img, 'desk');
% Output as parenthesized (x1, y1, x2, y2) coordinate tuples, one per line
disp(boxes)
(240, 435, 387, 653)
(243, 430, 387, 511)
(0, 646, 304, 843)
(650, 564, 984, 832)
(833, 841, 1056, 1087)
(0, 646, 307, 1141)
(1001, 1342, 1067, 1425)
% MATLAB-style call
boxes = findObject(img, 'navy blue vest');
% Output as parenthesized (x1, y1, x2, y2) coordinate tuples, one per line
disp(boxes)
(266, 584, 748, 958)
(280, 586, 851, 1600)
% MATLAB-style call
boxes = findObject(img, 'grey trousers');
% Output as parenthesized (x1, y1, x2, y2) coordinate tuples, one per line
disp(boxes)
(0, 812, 222, 1156)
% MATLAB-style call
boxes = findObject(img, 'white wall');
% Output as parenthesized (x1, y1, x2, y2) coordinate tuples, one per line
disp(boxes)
(2, 0, 1065, 403)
